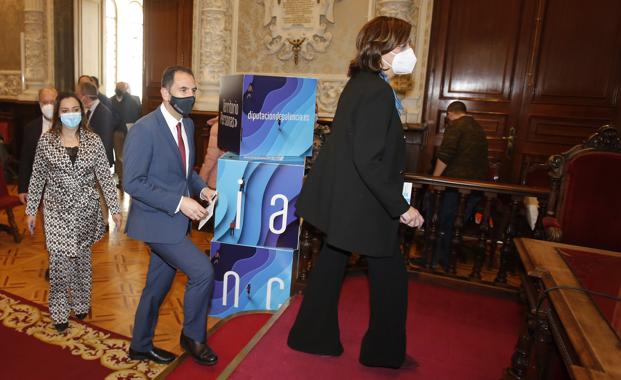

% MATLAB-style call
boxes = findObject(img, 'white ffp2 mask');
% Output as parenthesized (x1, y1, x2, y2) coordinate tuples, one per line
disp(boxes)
(385, 47, 417, 75)
(40, 104, 54, 120)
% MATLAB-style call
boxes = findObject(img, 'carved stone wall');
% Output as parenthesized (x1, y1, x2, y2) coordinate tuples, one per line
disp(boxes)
(0, 0, 54, 100)
(193, 0, 233, 110)
(376, 0, 433, 123)
(191, 0, 433, 121)
(24, 1, 46, 85)
(0, 71, 22, 97)
(0, 0, 24, 71)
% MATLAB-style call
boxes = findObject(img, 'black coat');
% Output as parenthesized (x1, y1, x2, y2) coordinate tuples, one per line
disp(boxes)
(110, 94, 142, 133)
(89, 103, 116, 166)
(18, 117, 44, 193)
(296, 70, 409, 257)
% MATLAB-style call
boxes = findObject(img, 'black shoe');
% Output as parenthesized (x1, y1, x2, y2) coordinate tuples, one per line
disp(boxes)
(128, 347, 176, 364)
(76, 313, 88, 320)
(180, 333, 218, 366)
(54, 322, 68, 333)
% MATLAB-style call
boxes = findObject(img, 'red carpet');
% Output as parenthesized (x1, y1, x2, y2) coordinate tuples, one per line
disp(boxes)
(229, 275, 524, 380)
(167, 312, 273, 379)
(0, 289, 168, 380)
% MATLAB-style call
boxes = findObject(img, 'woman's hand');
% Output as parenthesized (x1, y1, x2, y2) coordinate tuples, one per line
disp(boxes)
(26, 215, 37, 235)
(400, 206, 424, 228)
(111, 213, 123, 232)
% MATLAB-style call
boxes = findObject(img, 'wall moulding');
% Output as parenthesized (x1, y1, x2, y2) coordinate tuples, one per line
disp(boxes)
(0, 71, 22, 98)
(17, 0, 54, 101)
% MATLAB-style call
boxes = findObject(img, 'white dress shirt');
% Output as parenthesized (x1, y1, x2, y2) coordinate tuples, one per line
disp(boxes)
(42, 117, 52, 134)
(159, 103, 192, 214)
(159, 103, 190, 177)
(88, 99, 100, 123)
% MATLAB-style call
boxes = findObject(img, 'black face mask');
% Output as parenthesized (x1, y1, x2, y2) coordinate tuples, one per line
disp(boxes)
(115, 89, 125, 97)
(170, 95, 195, 117)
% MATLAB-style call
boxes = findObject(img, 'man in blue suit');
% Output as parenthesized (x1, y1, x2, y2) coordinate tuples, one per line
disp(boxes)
(124, 65, 218, 366)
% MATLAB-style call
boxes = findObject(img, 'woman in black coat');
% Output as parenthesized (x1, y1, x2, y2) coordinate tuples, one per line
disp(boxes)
(287, 16, 424, 369)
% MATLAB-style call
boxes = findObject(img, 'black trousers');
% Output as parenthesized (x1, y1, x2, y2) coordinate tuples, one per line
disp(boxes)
(287, 242, 408, 368)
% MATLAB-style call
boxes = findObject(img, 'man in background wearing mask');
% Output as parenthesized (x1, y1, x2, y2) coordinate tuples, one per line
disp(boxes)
(18, 87, 58, 204)
(77, 75, 117, 118)
(77, 81, 116, 168)
(18, 86, 57, 281)
(110, 81, 142, 189)
(77, 81, 117, 231)
(123, 65, 218, 366)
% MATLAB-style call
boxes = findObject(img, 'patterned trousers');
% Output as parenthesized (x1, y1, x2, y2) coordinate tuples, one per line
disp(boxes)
(48, 249, 93, 324)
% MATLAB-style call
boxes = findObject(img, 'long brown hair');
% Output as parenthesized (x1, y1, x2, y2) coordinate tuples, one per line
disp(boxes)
(49, 92, 90, 135)
(348, 16, 412, 77)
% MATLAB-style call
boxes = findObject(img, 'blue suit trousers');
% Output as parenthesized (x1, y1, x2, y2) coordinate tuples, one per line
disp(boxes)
(130, 237, 214, 351)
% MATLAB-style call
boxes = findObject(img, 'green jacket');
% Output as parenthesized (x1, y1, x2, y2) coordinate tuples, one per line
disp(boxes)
(437, 115, 489, 180)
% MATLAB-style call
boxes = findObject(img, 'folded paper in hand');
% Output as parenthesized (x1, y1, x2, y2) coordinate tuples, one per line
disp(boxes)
(199, 193, 218, 230)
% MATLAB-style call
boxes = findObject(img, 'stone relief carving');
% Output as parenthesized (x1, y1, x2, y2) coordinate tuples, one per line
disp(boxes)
(0, 72, 22, 97)
(376, 0, 413, 20)
(317, 80, 346, 114)
(376, 0, 415, 94)
(258, 0, 337, 63)
(24, 10, 46, 83)
(194, 0, 233, 109)
(16, 0, 53, 100)
(192, 0, 432, 120)
(200, 1, 232, 84)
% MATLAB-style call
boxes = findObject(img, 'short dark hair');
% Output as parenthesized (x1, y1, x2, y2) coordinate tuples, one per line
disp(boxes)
(161, 65, 194, 89)
(348, 16, 412, 76)
(447, 101, 467, 114)
(78, 82, 99, 98)
(77, 75, 93, 84)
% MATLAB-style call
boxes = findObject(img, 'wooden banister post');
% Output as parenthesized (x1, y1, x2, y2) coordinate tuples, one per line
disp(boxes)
(424, 186, 444, 269)
(471, 192, 494, 279)
(495, 196, 521, 283)
(449, 189, 469, 274)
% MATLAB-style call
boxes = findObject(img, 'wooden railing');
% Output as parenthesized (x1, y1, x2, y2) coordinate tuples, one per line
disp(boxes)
(295, 174, 550, 292)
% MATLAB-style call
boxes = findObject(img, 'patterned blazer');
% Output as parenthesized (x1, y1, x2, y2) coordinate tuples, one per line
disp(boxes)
(25, 129, 121, 257)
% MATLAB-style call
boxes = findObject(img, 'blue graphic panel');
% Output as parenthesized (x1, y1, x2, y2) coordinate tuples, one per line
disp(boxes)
(213, 153, 304, 250)
(218, 74, 316, 157)
(209, 242, 293, 318)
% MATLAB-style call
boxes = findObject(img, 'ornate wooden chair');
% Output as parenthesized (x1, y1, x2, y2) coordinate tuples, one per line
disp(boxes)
(0, 167, 22, 242)
(544, 125, 621, 251)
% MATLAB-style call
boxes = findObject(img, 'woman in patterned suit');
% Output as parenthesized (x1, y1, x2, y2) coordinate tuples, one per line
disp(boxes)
(25, 93, 122, 332)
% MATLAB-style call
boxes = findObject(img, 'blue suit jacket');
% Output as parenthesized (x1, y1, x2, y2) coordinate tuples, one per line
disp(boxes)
(123, 108, 206, 244)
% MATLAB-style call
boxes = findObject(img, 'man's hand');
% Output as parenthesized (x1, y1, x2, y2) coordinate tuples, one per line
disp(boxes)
(432, 159, 447, 177)
(26, 215, 36, 235)
(400, 206, 424, 228)
(18, 193, 28, 204)
(180, 196, 208, 221)
(111, 213, 123, 232)
(200, 187, 217, 203)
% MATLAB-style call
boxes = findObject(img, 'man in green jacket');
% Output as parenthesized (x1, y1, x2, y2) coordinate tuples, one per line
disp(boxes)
(431, 101, 488, 269)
